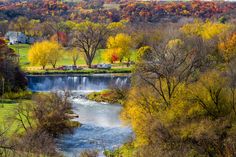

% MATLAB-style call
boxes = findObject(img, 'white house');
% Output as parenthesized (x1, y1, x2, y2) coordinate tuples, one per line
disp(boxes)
(5, 31, 36, 44)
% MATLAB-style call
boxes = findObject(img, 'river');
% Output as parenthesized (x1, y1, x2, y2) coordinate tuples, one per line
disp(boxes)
(27, 74, 133, 157)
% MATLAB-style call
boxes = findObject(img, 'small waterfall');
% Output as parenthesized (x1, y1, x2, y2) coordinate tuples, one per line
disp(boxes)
(115, 78, 121, 86)
(82, 77, 87, 85)
(27, 74, 130, 92)
(114, 77, 128, 88)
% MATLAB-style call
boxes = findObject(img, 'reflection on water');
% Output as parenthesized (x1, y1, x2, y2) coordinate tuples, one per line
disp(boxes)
(27, 74, 132, 157)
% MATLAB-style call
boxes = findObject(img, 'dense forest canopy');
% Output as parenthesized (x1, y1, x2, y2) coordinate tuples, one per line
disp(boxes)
(0, 0, 236, 23)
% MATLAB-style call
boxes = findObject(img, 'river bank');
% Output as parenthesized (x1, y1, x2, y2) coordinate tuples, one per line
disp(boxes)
(24, 68, 132, 75)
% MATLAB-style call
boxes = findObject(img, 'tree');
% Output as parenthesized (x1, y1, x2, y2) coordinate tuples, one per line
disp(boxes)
(0, 128, 14, 156)
(103, 48, 119, 64)
(0, 39, 27, 95)
(10, 16, 28, 34)
(181, 20, 230, 40)
(70, 48, 80, 66)
(67, 21, 122, 68)
(48, 43, 62, 69)
(135, 36, 206, 107)
(50, 32, 68, 46)
(42, 18, 70, 44)
(106, 33, 133, 65)
(120, 24, 236, 157)
(28, 41, 62, 69)
(190, 71, 233, 118)
(0, 20, 8, 37)
(31, 92, 74, 136)
(12, 92, 75, 156)
(26, 19, 42, 37)
(219, 32, 236, 62)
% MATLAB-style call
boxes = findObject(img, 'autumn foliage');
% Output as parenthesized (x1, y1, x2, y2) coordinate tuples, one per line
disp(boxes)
(219, 32, 236, 62)
(28, 41, 62, 69)
(120, 22, 236, 156)
(0, 1, 235, 23)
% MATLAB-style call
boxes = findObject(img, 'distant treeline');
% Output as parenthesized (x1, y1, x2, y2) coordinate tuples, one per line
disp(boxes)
(0, 0, 236, 23)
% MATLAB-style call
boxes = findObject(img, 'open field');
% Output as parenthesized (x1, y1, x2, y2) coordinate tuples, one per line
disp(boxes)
(9, 44, 136, 73)
(9, 44, 104, 68)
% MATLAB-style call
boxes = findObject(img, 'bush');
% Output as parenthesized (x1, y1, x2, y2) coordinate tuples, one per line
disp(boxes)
(31, 92, 80, 136)
(87, 89, 126, 104)
(3, 90, 32, 100)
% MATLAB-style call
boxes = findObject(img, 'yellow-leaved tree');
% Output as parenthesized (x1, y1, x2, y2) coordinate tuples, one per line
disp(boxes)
(102, 48, 119, 64)
(70, 48, 80, 66)
(181, 20, 230, 40)
(106, 33, 133, 63)
(28, 41, 62, 69)
(219, 32, 236, 62)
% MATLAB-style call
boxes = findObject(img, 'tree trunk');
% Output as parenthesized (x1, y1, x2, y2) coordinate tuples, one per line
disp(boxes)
(42, 65, 46, 70)
(73, 60, 77, 66)
(88, 62, 92, 68)
(86, 57, 92, 68)
(127, 58, 130, 67)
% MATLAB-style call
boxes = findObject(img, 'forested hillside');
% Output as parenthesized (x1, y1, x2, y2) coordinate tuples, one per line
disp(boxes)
(0, 0, 236, 23)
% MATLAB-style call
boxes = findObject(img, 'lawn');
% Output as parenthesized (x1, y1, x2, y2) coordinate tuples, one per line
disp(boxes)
(0, 99, 34, 136)
(9, 44, 137, 73)
(9, 44, 104, 68)
(9, 44, 31, 68)
(0, 102, 18, 135)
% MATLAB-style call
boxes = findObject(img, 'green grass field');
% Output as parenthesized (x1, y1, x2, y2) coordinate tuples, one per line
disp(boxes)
(0, 102, 18, 135)
(9, 44, 104, 68)
(0, 99, 34, 136)
(9, 44, 137, 73)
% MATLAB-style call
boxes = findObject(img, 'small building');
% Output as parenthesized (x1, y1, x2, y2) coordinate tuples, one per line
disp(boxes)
(5, 31, 27, 44)
(4, 31, 36, 45)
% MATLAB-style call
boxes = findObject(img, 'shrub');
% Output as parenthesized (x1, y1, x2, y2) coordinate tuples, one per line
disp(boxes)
(3, 90, 32, 100)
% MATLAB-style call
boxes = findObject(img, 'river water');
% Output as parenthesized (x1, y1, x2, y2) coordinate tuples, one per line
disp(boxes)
(27, 74, 132, 157)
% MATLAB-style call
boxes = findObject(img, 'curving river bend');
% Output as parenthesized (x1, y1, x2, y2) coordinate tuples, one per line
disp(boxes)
(27, 74, 133, 157)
